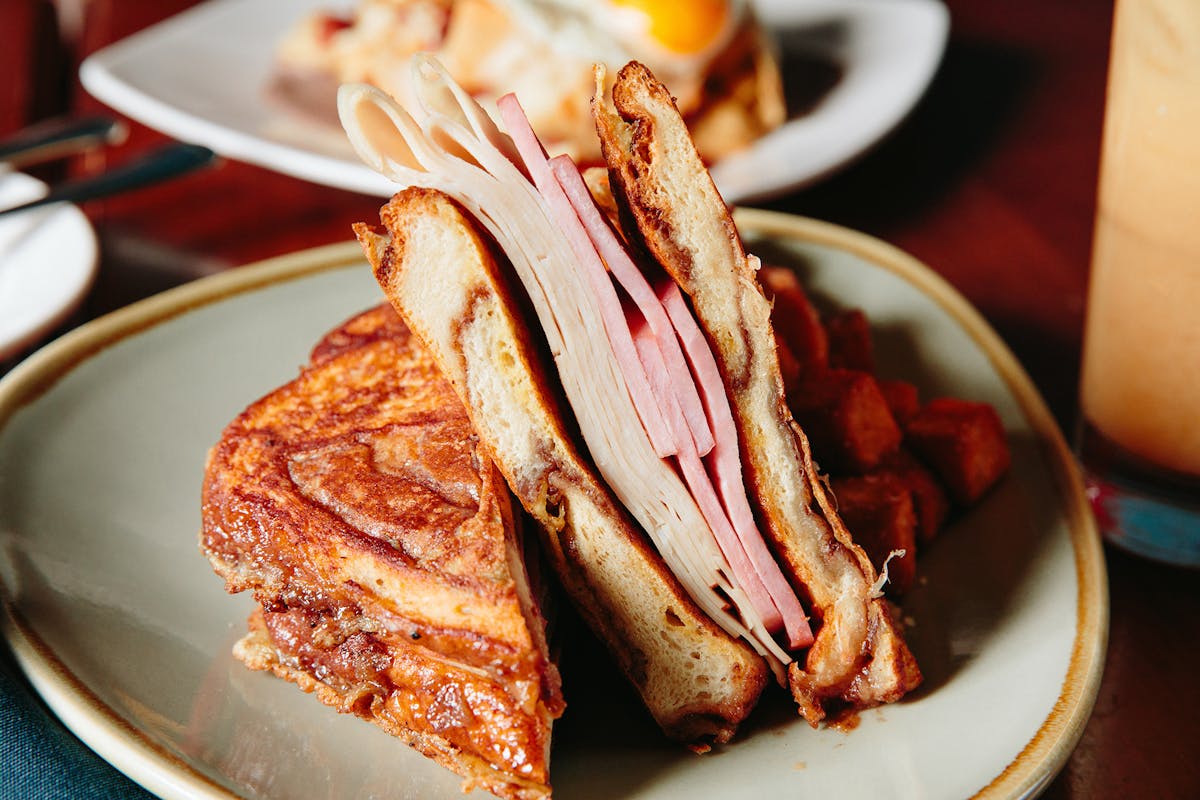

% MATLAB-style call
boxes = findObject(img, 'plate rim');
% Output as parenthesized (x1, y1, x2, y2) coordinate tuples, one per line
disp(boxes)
(0, 171, 100, 362)
(712, 0, 950, 201)
(0, 210, 1107, 800)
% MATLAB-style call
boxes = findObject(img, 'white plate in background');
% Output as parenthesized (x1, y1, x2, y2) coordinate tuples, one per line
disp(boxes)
(713, 0, 949, 201)
(0, 171, 98, 362)
(0, 211, 1104, 800)
(80, 0, 948, 204)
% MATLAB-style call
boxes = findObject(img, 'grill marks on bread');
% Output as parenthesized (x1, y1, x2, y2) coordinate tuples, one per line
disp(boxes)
(200, 306, 561, 799)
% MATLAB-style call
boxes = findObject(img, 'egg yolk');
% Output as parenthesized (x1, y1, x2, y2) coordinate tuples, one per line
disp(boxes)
(610, 0, 730, 55)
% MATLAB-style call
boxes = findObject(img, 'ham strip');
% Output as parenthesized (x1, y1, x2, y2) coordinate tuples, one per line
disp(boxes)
(549, 154, 714, 457)
(630, 315, 784, 632)
(497, 92, 675, 460)
(662, 284, 813, 648)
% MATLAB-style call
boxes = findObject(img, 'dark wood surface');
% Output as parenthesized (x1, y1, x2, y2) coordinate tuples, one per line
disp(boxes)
(3, 2, 1197, 798)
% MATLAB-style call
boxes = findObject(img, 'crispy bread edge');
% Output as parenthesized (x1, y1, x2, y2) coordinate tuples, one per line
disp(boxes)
(235, 609, 553, 800)
(199, 324, 540, 651)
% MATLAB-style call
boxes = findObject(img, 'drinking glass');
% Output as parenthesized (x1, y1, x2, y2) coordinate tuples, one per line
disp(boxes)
(1077, 0, 1200, 566)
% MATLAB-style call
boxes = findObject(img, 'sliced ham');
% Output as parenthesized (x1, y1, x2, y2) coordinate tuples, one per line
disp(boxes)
(338, 68, 796, 672)
(548, 154, 714, 457)
(501, 90, 812, 651)
(630, 314, 784, 632)
(496, 93, 675, 460)
(662, 283, 814, 649)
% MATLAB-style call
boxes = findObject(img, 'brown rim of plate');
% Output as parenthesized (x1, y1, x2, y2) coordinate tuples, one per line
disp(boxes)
(0, 210, 1107, 800)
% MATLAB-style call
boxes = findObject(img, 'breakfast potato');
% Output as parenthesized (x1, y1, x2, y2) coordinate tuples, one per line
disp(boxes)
(905, 398, 1011, 505)
(874, 449, 951, 544)
(878, 379, 921, 428)
(789, 368, 903, 474)
(758, 265, 829, 380)
(830, 473, 917, 595)
(760, 264, 1011, 592)
(825, 309, 875, 373)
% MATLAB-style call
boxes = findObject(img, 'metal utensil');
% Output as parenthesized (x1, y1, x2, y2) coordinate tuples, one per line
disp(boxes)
(0, 116, 128, 169)
(0, 143, 218, 218)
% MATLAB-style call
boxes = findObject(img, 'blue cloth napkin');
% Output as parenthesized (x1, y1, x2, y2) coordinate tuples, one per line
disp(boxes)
(1, 640, 157, 800)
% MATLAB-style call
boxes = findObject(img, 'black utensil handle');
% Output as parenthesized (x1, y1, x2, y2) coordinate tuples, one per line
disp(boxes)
(0, 143, 218, 218)
(0, 116, 128, 168)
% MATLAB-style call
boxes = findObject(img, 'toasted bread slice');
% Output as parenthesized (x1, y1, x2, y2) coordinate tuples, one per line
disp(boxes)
(201, 306, 561, 800)
(593, 61, 921, 723)
(355, 187, 769, 744)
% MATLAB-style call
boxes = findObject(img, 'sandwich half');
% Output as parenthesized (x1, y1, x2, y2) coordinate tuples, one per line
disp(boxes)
(591, 61, 921, 721)
(340, 56, 920, 737)
(200, 305, 563, 800)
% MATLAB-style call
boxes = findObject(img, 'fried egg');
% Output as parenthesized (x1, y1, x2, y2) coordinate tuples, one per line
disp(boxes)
(497, 0, 746, 79)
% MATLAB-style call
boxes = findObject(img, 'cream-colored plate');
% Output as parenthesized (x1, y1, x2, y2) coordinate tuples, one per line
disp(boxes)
(0, 211, 1105, 800)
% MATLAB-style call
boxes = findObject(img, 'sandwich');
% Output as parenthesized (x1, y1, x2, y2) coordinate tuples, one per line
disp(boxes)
(275, 0, 785, 164)
(341, 56, 921, 739)
(200, 304, 563, 800)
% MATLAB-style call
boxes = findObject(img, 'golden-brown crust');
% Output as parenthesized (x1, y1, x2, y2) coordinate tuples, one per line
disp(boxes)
(594, 61, 921, 724)
(308, 302, 413, 363)
(357, 187, 769, 743)
(237, 607, 554, 800)
(200, 307, 560, 795)
(202, 343, 517, 633)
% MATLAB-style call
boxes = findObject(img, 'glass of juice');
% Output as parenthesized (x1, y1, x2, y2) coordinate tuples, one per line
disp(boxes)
(1077, 0, 1200, 566)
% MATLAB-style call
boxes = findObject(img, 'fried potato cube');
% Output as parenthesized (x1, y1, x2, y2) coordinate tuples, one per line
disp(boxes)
(905, 398, 1011, 505)
(825, 309, 875, 372)
(831, 473, 917, 595)
(790, 368, 903, 473)
(878, 379, 921, 428)
(759, 265, 829, 378)
(876, 450, 951, 544)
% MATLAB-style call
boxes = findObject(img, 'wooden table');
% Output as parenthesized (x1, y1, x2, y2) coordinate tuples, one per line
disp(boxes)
(3, 1, 1197, 798)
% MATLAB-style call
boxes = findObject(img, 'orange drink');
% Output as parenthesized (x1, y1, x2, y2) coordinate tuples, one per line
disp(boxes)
(1078, 0, 1200, 564)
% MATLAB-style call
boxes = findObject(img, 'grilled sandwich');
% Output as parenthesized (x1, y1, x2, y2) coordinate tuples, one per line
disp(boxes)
(200, 305, 563, 800)
(340, 55, 920, 740)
